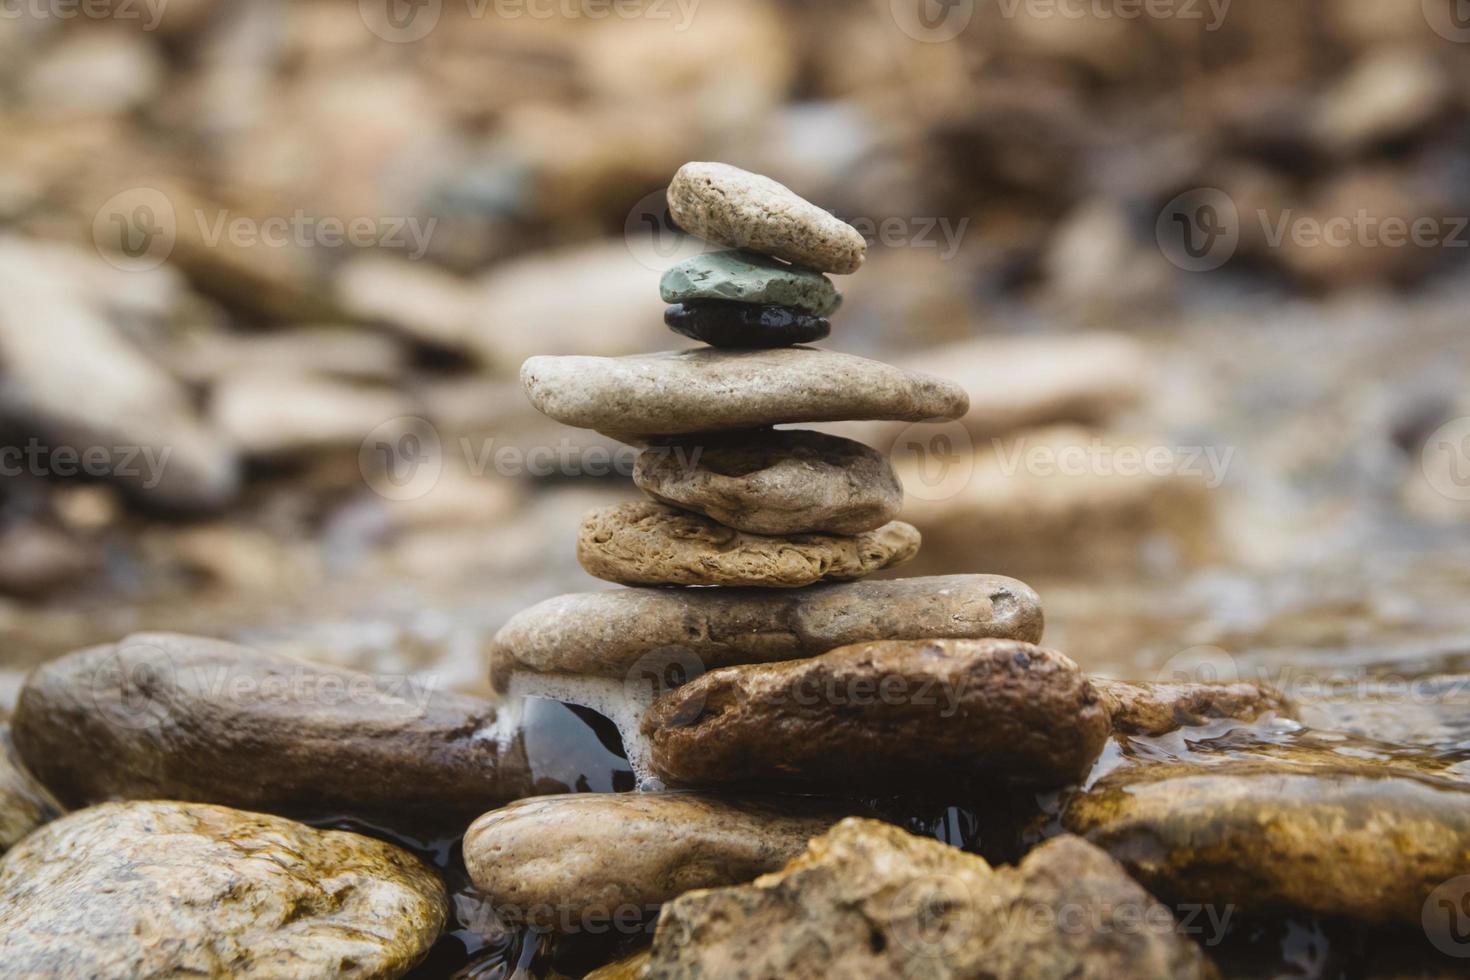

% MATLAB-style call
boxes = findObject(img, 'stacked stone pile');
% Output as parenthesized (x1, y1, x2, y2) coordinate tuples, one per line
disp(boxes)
(499, 162, 1062, 784)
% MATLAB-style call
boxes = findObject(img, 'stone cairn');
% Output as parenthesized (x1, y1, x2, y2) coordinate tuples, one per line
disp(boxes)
(491, 161, 1054, 788)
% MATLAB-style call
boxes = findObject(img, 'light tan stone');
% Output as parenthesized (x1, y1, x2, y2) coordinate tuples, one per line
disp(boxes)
(464, 792, 842, 929)
(522, 347, 968, 440)
(0, 801, 446, 978)
(667, 162, 866, 274)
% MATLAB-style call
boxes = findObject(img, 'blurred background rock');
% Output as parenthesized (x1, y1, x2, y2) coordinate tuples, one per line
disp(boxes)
(1, 0, 1469, 704)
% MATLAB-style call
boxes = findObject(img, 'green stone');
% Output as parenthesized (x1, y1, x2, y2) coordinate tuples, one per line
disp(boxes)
(659, 250, 841, 317)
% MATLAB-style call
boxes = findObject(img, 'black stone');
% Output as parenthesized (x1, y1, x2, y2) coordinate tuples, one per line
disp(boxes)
(664, 301, 831, 349)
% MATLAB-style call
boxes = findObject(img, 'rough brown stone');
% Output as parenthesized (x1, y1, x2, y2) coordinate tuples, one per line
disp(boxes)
(644, 819, 1217, 979)
(666, 161, 867, 274)
(1064, 759, 1470, 926)
(577, 500, 919, 588)
(1094, 677, 1291, 736)
(643, 639, 1109, 791)
(0, 801, 446, 978)
(464, 792, 843, 930)
(521, 347, 969, 441)
(634, 429, 902, 535)
(490, 573, 1045, 690)
(12, 632, 532, 828)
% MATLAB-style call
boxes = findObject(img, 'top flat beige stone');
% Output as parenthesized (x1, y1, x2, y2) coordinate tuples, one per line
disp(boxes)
(521, 347, 969, 439)
(667, 162, 867, 275)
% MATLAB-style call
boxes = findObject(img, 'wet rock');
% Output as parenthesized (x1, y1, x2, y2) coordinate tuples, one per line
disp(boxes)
(211, 372, 417, 457)
(659, 251, 840, 316)
(0, 237, 239, 511)
(577, 500, 919, 588)
(12, 633, 532, 827)
(464, 792, 842, 930)
(0, 726, 58, 854)
(664, 302, 830, 349)
(490, 573, 1045, 689)
(521, 348, 968, 441)
(645, 819, 1217, 978)
(633, 429, 901, 535)
(667, 162, 866, 275)
(0, 801, 445, 978)
(1065, 760, 1470, 926)
(1094, 678, 1291, 736)
(643, 639, 1108, 791)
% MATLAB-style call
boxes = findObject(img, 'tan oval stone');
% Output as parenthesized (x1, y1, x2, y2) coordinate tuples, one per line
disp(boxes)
(464, 792, 842, 930)
(0, 800, 446, 978)
(642, 638, 1109, 791)
(490, 574, 1045, 690)
(577, 500, 919, 588)
(521, 348, 969, 440)
(667, 162, 867, 274)
(644, 819, 1216, 978)
(634, 429, 902, 535)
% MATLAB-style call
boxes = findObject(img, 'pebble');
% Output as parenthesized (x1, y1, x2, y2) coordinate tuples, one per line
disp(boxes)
(463, 792, 843, 930)
(667, 162, 867, 274)
(642, 639, 1109, 791)
(634, 429, 901, 535)
(521, 347, 969, 440)
(659, 250, 840, 316)
(0, 801, 446, 979)
(644, 819, 1215, 978)
(1065, 757, 1470, 926)
(664, 301, 829, 349)
(12, 632, 533, 829)
(490, 574, 1045, 688)
(576, 500, 920, 588)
